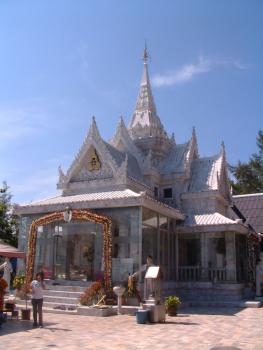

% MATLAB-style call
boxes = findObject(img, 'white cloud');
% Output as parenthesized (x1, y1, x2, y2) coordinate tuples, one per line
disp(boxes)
(12, 168, 59, 204)
(152, 54, 248, 87)
(0, 106, 47, 139)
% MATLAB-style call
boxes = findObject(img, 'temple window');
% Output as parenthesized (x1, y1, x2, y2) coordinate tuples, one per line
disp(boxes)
(163, 187, 173, 199)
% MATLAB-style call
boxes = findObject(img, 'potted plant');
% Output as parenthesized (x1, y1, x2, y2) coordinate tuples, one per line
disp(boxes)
(79, 281, 103, 306)
(165, 296, 181, 316)
(20, 283, 31, 320)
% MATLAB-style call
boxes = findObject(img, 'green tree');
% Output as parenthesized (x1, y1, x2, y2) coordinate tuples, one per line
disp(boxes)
(0, 182, 18, 247)
(231, 130, 263, 194)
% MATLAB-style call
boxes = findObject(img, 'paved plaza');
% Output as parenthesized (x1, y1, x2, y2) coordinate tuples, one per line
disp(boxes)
(0, 307, 263, 350)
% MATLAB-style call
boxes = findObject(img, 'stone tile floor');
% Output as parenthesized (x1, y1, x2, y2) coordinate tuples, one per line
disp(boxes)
(0, 307, 263, 350)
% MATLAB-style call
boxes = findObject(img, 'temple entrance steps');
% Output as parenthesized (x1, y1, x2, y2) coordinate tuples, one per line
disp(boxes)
(163, 282, 260, 308)
(14, 281, 91, 314)
(41, 282, 90, 310)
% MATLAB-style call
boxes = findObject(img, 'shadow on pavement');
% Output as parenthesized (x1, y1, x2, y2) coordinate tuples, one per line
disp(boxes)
(210, 347, 243, 350)
(179, 307, 244, 316)
(165, 321, 200, 325)
(0, 320, 71, 335)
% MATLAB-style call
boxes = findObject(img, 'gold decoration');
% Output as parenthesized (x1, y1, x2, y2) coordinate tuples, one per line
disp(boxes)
(25, 209, 112, 291)
(88, 148, 101, 171)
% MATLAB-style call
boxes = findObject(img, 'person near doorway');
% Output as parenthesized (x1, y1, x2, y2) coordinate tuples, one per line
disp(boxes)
(132, 255, 154, 301)
(0, 271, 8, 329)
(31, 272, 45, 328)
(0, 258, 13, 293)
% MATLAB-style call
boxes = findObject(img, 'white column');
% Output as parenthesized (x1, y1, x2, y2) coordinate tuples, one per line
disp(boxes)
(157, 214, 160, 265)
(138, 206, 143, 283)
(225, 232, 237, 282)
(168, 219, 171, 280)
(201, 233, 208, 280)
(175, 226, 179, 281)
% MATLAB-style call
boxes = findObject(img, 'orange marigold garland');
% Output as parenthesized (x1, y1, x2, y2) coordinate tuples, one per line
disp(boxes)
(25, 209, 112, 291)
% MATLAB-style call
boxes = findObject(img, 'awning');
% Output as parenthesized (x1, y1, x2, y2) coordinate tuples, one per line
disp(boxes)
(0, 242, 26, 259)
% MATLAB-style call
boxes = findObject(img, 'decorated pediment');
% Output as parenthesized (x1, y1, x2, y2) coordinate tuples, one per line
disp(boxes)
(71, 145, 114, 182)
(87, 147, 101, 172)
(58, 118, 122, 189)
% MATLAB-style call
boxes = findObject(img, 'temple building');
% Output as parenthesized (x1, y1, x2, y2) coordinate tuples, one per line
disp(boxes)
(15, 48, 259, 300)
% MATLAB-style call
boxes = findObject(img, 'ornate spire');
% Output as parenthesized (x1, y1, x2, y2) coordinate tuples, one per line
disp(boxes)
(128, 45, 167, 140)
(87, 116, 101, 139)
(142, 42, 149, 63)
(220, 141, 226, 160)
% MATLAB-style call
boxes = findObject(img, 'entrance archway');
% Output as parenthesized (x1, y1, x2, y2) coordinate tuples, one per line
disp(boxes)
(25, 209, 112, 291)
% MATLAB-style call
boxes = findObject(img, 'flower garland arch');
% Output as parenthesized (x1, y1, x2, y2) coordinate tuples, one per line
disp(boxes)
(25, 209, 112, 291)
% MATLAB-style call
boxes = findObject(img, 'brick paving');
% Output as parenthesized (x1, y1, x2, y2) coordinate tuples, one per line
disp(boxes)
(0, 307, 263, 350)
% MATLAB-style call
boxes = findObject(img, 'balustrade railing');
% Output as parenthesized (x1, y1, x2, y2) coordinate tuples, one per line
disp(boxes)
(178, 266, 201, 281)
(178, 266, 227, 282)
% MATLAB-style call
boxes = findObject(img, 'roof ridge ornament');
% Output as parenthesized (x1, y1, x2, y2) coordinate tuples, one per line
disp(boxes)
(142, 42, 149, 63)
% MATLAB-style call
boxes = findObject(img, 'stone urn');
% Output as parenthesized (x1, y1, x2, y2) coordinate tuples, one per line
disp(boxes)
(113, 285, 126, 315)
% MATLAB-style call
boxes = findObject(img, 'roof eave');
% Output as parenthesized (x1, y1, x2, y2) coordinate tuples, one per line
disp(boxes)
(15, 195, 184, 221)
(178, 223, 249, 234)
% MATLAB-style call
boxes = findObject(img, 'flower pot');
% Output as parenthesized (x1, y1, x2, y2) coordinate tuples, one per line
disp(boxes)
(136, 310, 149, 324)
(167, 306, 177, 316)
(21, 309, 31, 320)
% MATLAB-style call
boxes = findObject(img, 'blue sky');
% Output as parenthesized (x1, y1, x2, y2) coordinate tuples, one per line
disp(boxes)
(0, 0, 262, 204)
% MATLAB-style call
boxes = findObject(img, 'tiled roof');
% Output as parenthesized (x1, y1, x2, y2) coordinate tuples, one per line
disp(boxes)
(20, 189, 141, 208)
(188, 154, 222, 192)
(16, 189, 184, 220)
(103, 141, 144, 181)
(233, 193, 263, 233)
(185, 212, 237, 226)
(160, 142, 190, 173)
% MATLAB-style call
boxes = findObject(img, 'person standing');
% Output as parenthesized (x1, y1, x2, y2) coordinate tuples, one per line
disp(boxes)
(132, 255, 154, 301)
(31, 272, 45, 328)
(0, 258, 13, 293)
(0, 271, 8, 329)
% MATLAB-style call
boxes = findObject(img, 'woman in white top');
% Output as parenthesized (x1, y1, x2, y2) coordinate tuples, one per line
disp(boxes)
(0, 258, 13, 292)
(31, 272, 45, 327)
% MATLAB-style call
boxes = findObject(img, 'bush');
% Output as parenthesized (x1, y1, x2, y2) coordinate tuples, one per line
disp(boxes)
(79, 281, 104, 306)
(12, 275, 25, 290)
(164, 295, 181, 308)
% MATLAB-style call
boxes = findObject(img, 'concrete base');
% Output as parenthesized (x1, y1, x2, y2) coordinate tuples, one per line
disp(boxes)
(241, 301, 262, 308)
(77, 306, 117, 317)
(143, 303, 166, 323)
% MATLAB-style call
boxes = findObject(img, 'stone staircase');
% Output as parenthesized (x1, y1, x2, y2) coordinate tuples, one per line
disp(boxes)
(42, 284, 87, 310)
(163, 281, 261, 308)
(15, 283, 90, 314)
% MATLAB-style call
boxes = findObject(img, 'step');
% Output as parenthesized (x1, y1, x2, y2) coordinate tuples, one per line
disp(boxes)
(45, 285, 87, 293)
(44, 290, 83, 298)
(188, 300, 262, 308)
(42, 295, 79, 304)
(15, 304, 78, 316)
(15, 299, 78, 309)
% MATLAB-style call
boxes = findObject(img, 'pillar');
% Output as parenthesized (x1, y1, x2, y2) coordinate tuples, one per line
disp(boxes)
(175, 227, 179, 281)
(201, 233, 208, 280)
(225, 232, 237, 282)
